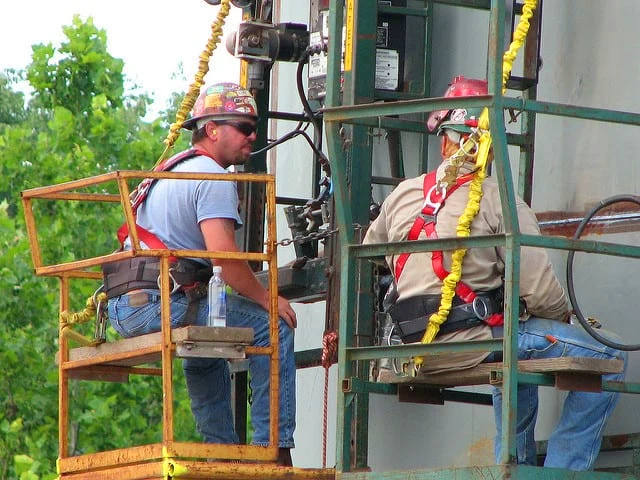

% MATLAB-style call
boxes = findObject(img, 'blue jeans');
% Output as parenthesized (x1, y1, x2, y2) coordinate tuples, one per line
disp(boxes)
(491, 318, 627, 470)
(108, 290, 296, 448)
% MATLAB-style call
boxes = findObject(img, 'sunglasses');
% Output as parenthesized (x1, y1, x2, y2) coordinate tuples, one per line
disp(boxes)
(215, 120, 257, 136)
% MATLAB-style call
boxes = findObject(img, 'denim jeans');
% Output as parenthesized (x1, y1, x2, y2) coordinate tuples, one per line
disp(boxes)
(491, 317, 627, 470)
(108, 290, 296, 448)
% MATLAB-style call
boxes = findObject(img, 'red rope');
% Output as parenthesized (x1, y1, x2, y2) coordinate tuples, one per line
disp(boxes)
(321, 330, 338, 468)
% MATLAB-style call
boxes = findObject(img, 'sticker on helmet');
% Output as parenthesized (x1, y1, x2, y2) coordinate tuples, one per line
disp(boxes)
(449, 108, 467, 123)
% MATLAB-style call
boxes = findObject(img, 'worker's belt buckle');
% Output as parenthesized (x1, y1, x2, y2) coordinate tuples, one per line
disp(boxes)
(127, 291, 151, 307)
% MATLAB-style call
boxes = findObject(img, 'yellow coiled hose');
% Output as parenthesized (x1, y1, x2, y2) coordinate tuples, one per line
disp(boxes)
(158, 0, 232, 162)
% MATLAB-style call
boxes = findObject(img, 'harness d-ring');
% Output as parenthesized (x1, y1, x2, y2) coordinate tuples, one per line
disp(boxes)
(422, 184, 445, 214)
(157, 269, 182, 295)
(459, 135, 479, 156)
(472, 296, 490, 320)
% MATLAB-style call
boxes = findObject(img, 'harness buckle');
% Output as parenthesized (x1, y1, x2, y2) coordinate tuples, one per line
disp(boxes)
(422, 184, 445, 214)
(472, 296, 490, 321)
(157, 269, 183, 295)
(93, 286, 107, 343)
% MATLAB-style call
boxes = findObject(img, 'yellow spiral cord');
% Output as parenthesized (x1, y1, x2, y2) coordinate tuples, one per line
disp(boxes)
(415, 0, 537, 367)
(59, 292, 108, 346)
(158, 0, 232, 163)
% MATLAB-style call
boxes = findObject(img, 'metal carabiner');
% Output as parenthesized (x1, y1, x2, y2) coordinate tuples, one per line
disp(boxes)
(422, 184, 446, 215)
(459, 134, 479, 157)
(93, 285, 108, 343)
(157, 269, 182, 295)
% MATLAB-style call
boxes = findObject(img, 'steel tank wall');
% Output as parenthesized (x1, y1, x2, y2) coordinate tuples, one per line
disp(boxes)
(270, 0, 640, 470)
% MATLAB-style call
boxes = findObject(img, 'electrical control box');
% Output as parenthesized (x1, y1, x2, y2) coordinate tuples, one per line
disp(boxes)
(308, 0, 407, 102)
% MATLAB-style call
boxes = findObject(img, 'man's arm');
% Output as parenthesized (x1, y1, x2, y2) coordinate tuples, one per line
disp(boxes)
(200, 217, 297, 328)
(516, 202, 569, 321)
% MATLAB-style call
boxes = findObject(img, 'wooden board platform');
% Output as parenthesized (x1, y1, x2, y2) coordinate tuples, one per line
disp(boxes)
(58, 326, 254, 382)
(378, 357, 623, 391)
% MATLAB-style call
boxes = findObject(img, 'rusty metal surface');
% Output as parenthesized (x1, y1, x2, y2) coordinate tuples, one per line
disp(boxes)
(537, 205, 640, 238)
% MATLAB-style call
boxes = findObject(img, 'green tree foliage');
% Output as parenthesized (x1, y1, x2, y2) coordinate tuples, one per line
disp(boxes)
(27, 15, 124, 122)
(0, 16, 193, 480)
(0, 70, 27, 125)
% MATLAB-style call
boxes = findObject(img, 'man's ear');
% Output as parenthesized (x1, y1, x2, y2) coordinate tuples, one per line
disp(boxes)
(206, 122, 217, 139)
(440, 135, 448, 157)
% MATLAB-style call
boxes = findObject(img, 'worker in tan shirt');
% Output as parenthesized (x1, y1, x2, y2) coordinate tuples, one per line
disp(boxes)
(363, 76, 627, 471)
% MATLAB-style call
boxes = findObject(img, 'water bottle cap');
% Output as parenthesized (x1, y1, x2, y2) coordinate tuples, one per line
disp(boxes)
(212, 266, 222, 273)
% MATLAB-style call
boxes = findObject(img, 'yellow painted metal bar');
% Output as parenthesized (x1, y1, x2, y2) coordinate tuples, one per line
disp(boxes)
(58, 444, 165, 473)
(58, 276, 70, 460)
(59, 460, 335, 480)
(26, 192, 120, 202)
(115, 175, 141, 252)
(21, 171, 122, 197)
(33, 249, 270, 278)
(21, 170, 275, 199)
(60, 327, 94, 347)
(344, 0, 354, 71)
(160, 256, 175, 444)
(266, 174, 280, 456)
(169, 441, 275, 461)
(244, 346, 273, 356)
(58, 271, 103, 280)
(21, 197, 42, 270)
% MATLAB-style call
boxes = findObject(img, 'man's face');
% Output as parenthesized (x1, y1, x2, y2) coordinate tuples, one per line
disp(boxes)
(441, 132, 466, 159)
(211, 119, 257, 168)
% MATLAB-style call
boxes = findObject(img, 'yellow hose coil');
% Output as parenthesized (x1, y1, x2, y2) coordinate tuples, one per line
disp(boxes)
(415, 0, 537, 366)
(59, 291, 108, 346)
(158, 0, 232, 163)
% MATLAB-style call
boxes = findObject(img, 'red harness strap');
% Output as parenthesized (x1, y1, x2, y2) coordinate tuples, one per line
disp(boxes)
(117, 148, 211, 250)
(395, 171, 475, 302)
(394, 171, 504, 327)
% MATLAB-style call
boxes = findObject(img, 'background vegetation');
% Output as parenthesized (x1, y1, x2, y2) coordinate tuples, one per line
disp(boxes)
(0, 15, 197, 479)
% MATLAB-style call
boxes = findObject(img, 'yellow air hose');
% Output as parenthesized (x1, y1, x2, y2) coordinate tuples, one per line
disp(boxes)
(158, 0, 232, 163)
(414, 0, 538, 368)
(59, 291, 108, 346)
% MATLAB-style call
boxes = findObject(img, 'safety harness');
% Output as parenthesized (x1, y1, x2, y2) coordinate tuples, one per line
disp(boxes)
(102, 149, 214, 321)
(389, 170, 505, 343)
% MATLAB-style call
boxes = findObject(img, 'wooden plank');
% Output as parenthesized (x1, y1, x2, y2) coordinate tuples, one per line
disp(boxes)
(61, 327, 254, 364)
(66, 365, 163, 382)
(172, 326, 254, 344)
(56, 327, 256, 381)
(378, 357, 623, 387)
(60, 343, 163, 366)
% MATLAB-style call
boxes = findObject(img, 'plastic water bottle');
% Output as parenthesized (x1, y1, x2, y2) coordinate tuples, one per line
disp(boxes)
(207, 266, 226, 327)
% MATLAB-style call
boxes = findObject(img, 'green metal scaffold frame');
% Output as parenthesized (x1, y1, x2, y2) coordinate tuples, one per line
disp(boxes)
(322, 0, 640, 478)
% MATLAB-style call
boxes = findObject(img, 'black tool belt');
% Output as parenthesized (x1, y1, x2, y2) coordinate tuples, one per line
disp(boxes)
(102, 257, 213, 299)
(388, 286, 512, 343)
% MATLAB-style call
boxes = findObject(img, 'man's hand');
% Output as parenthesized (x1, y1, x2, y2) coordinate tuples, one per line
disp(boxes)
(201, 217, 298, 328)
(277, 295, 297, 329)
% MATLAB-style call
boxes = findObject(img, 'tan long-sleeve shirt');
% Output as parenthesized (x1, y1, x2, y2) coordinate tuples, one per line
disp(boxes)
(364, 162, 568, 373)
